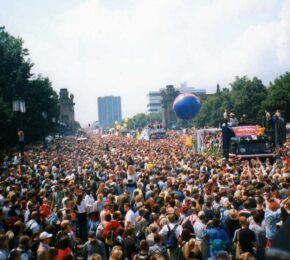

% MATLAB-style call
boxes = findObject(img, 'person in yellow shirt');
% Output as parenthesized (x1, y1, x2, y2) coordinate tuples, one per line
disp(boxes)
(183, 129, 193, 149)
(257, 124, 265, 136)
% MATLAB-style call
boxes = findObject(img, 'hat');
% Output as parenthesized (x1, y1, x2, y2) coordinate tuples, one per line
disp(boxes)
(39, 231, 53, 240)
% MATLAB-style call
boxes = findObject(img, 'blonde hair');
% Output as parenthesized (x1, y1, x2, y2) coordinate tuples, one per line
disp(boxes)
(135, 194, 144, 203)
(96, 183, 105, 195)
(110, 246, 123, 260)
(228, 209, 238, 219)
(183, 239, 198, 259)
(238, 252, 257, 260)
(89, 254, 102, 260)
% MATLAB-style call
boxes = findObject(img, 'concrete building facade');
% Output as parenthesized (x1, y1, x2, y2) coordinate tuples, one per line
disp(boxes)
(98, 96, 122, 128)
(59, 88, 75, 133)
(146, 91, 162, 114)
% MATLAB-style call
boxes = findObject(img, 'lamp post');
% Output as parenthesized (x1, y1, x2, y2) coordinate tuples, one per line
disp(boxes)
(58, 120, 61, 139)
(52, 117, 56, 138)
(42, 112, 47, 149)
(12, 99, 26, 156)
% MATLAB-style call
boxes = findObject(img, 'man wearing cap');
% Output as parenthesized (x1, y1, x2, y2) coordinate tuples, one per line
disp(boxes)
(83, 231, 107, 260)
(37, 231, 53, 260)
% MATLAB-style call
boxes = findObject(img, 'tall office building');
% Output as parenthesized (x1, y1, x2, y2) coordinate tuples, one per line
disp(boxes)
(98, 96, 122, 128)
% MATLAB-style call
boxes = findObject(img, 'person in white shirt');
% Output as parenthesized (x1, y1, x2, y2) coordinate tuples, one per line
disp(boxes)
(193, 211, 207, 259)
(126, 165, 138, 199)
(93, 194, 104, 213)
(124, 203, 136, 228)
(159, 213, 182, 239)
(26, 211, 40, 234)
(76, 193, 88, 243)
(84, 188, 95, 213)
(159, 213, 182, 258)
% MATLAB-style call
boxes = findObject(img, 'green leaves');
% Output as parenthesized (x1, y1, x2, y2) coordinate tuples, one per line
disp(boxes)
(127, 112, 162, 129)
(0, 27, 59, 146)
(262, 72, 290, 121)
(195, 76, 269, 127)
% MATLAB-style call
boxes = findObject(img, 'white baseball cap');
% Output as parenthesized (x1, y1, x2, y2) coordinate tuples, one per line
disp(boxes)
(39, 231, 53, 240)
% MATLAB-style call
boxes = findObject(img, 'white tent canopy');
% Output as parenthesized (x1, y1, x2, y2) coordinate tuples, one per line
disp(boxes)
(196, 128, 221, 154)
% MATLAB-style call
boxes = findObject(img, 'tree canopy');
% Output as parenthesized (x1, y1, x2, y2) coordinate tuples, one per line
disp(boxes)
(262, 72, 290, 121)
(127, 112, 161, 129)
(0, 27, 59, 146)
(194, 74, 288, 128)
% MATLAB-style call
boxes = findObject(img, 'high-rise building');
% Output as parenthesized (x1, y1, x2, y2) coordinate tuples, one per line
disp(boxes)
(98, 96, 122, 128)
(147, 91, 162, 114)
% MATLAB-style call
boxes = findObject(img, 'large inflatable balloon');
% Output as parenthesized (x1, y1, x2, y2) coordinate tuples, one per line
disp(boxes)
(173, 93, 201, 120)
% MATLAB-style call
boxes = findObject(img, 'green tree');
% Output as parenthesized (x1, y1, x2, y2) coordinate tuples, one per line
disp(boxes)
(194, 88, 232, 127)
(0, 27, 33, 144)
(230, 76, 266, 124)
(147, 112, 161, 123)
(128, 113, 147, 129)
(24, 76, 59, 141)
(0, 27, 59, 146)
(127, 112, 162, 129)
(216, 83, 221, 94)
(262, 72, 290, 121)
(0, 97, 12, 145)
(176, 118, 194, 128)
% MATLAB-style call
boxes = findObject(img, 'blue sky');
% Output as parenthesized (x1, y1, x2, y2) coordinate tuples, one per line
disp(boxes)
(1, 0, 290, 124)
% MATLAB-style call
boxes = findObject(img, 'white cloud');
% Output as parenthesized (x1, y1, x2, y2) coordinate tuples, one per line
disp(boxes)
(5, 0, 289, 124)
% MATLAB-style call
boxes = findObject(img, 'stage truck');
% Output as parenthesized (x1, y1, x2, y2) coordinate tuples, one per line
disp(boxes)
(139, 127, 167, 141)
(228, 126, 273, 159)
(196, 125, 274, 159)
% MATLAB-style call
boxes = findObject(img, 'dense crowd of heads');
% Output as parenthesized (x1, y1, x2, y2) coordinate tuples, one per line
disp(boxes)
(0, 133, 289, 260)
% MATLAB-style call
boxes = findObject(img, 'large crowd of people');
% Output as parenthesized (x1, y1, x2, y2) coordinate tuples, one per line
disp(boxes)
(0, 131, 289, 260)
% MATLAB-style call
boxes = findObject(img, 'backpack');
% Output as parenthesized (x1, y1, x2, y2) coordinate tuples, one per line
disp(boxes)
(5, 207, 18, 229)
(135, 252, 150, 260)
(24, 220, 35, 237)
(45, 212, 58, 225)
(209, 239, 227, 257)
(182, 214, 197, 237)
(105, 228, 115, 246)
(166, 224, 178, 249)
(135, 218, 147, 242)
(8, 247, 31, 260)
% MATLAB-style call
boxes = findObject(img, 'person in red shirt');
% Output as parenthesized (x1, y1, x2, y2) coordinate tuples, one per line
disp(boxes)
(40, 198, 52, 218)
(57, 236, 74, 260)
(102, 212, 122, 241)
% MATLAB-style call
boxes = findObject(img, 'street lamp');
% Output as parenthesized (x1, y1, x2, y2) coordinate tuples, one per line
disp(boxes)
(12, 99, 26, 156)
(12, 99, 26, 113)
(42, 112, 47, 149)
(57, 120, 62, 139)
(51, 117, 56, 137)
